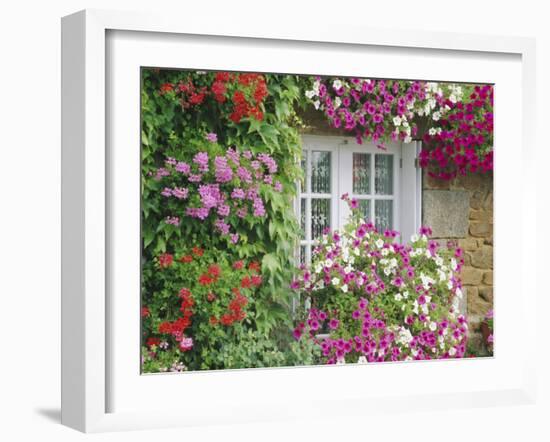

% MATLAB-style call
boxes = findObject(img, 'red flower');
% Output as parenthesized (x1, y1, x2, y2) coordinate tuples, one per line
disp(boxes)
(179, 255, 193, 263)
(192, 247, 204, 257)
(160, 83, 174, 93)
(220, 313, 234, 326)
(233, 260, 244, 270)
(209, 316, 218, 325)
(251, 275, 262, 287)
(207, 264, 221, 278)
(146, 337, 160, 347)
(141, 306, 150, 317)
(189, 92, 205, 105)
(241, 276, 252, 289)
(207, 292, 216, 302)
(158, 322, 172, 334)
(198, 273, 214, 286)
(158, 253, 174, 268)
(215, 72, 230, 82)
(179, 288, 191, 298)
(248, 261, 261, 273)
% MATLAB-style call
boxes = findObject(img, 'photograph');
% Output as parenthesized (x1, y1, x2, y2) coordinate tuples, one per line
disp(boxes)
(139, 69, 494, 373)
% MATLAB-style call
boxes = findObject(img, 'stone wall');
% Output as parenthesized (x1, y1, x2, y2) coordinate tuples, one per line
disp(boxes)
(422, 171, 493, 353)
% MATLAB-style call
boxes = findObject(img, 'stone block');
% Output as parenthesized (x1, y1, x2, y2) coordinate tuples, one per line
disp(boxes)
(470, 222, 493, 238)
(423, 190, 470, 238)
(479, 286, 494, 303)
(471, 246, 493, 269)
(462, 267, 483, 285)
(483, 271, 493, 285)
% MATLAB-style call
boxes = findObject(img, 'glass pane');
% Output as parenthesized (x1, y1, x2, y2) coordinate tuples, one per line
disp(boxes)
(358, 199, 371, 221)
(301, 150, 308, 193)
(375, 154, 393, 195)
(375, 200, 393, 232)
(311, 199, 330, 239)
(300, 198, 306, 239)
(311, 151, 331, 194)
(353, 153, 371, 194)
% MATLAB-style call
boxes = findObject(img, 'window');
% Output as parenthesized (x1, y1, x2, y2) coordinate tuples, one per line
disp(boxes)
(296, 135, 422, 264)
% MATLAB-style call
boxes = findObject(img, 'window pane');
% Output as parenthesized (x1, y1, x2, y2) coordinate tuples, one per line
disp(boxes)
(300, 198, 306, 239)
(311, 151, 331, 194)
(311, 198, 330, 239)
(353, 153, 371, 194)
(375, 154, 393, 195)
(375, 200, 393, 232)
(301, 150, 308, 193)
(358, 199, 371, 221)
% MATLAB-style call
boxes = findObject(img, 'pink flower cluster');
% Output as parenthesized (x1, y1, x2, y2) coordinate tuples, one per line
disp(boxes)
(291, 196, 469, 363)
(153, 137, 282, 242)
(306, 78, 426, 148)
(420, 85, 494, 180)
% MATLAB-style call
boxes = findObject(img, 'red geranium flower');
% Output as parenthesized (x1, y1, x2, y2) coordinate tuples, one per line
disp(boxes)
(233, 260, 244, 270)
(158, 253, 174, 268)
(192, 247, 204, 257)
(158, 322, 172, 334)
(179, 288, 191, 298)
(146, 337, 160, 347)
(160, 83, 174, 93)
(198, 273, 213, 286)
(241, 276, 252, 288)
(141, 306, 150, 317)
(251, 275, 262, 286)
(179, 255, 193, 263)
(209, 316, 218, 325)
(207, 264, 221, 278)
(248, 261, 261, 273)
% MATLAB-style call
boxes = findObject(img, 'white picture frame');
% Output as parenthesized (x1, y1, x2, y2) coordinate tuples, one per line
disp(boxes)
(61, 9, 537, 433)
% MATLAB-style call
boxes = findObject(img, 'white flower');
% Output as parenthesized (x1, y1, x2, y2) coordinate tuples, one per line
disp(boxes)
(344, 265, 353, 274)
(393, 116, 402, 126)
(381, 248, 389, 256)
(375, 239, 384, 249)
(422, 304, 429, 314)
(432, 111, 441, 121)
(404, 136, 412, 143)
(325, 258, 333, 268)
(449, 94, 457, 104)
(305, 89, 316, 99)
(449, 347, 457, 356)
(450, 258, 458, 271)
(434, 256, 444, 266)
(334, 97, 342, 109)
(332, 79, 343, 90)
(403, 291, 410, 299)
(456, 287, 463, 299)
(429, 322, 437, 331)
(331, 277, 340, 286)
(313, 100, 320, 110)
(341, 284, 349, 293)
(428, 127, 437, 136)
(394, 293, 403, 301)
(357, 356, 368, 364)
(383, 267, 392, 276)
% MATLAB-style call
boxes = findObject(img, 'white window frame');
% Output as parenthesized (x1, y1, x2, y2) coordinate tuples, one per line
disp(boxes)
(297, 134, 422, 264)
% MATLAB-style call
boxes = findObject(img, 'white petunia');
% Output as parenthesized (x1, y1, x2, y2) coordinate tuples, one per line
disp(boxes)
(429, 322, 437, 331)
(393, 116, 402, 126)
(334, 97, 341, 109)
(332, 277, 340, 286)
(381, 248, 389, 256)
(403, 291, 410, 299)
(394, 293, 403, 301)
(313, 100, 320, 110)
(450, 258, 458, 271)
(432, 111, 441, 121)
(376, 239, 384, 249)
(404, 136, 412, 143)
(357, 356, 368, 364)
(449, 347, 457, 356)
(341, 284, 349, 293)
(333, 79, 343, 90)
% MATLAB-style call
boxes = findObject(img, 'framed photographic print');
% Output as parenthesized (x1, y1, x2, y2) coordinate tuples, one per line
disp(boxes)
(61, 9, 537, 433)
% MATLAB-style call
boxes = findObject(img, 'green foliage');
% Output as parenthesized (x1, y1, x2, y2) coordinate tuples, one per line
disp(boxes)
(141, 69, 312, 371)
